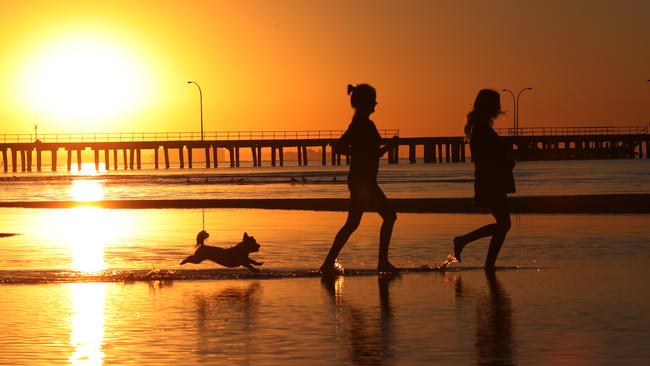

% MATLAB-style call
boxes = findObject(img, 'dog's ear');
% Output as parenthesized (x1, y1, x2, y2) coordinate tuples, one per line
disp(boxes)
(243, 232, 249, 240)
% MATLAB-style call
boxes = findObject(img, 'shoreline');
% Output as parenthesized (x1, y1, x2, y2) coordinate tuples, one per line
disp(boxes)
(0, 194, 648, 213)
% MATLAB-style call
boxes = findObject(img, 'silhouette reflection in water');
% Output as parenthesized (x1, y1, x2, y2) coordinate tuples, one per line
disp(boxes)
(454, 272, 514, 365)
(193, 282, 262, 363)
(321, 274, 399, 365)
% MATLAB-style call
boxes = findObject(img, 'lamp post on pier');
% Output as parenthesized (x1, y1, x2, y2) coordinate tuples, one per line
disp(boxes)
(502, 89, 516, 134)
(187, 80, 204, 140)
(502, 87, 532, 135)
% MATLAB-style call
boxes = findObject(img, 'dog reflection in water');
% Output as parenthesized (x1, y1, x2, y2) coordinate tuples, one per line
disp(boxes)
(180, 231, 264, 272)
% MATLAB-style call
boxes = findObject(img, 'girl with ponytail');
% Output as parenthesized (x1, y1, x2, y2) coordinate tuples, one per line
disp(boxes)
(320, 83, 400, 275)
(454, 89, 515, 271)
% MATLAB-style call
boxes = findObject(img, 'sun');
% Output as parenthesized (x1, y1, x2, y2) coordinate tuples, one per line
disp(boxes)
(14, 33, 154, 131)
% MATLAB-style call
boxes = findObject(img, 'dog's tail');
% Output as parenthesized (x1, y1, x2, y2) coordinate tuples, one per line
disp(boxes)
(196, 230, 209, 247)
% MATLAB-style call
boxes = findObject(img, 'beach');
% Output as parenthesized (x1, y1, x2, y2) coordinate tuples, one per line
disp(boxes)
(1, 160, 650, 365)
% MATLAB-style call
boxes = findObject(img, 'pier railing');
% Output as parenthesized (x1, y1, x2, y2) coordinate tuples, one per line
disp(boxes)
(0, 129, 400, 144)
(496, 126, 648, 136)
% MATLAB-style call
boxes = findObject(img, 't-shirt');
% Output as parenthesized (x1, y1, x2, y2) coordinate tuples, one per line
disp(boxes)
(336, 116, 381, 186)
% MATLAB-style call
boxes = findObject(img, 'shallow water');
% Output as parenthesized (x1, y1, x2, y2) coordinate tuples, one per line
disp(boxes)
(1, 208, 649, 273)
(1, 159, 649, 201)
(1, 266, 649, 365)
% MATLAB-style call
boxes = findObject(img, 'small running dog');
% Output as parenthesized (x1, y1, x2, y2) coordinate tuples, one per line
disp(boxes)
(180, 231, 263, 272)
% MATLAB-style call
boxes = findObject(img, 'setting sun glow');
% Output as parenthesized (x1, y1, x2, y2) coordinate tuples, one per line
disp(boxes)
(13, 33, 154, 130)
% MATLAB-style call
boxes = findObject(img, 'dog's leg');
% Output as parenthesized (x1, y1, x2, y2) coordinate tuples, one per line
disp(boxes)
(180, 254, 204, 265)
(248, 258, 264, 266)
(243, 263, 260, 272)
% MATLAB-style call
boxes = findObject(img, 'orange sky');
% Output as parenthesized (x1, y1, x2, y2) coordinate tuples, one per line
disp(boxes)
(1, 0, 649, 137)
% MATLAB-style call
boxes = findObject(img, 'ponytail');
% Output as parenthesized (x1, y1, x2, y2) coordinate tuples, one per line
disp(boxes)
(347, 83, 376, 109)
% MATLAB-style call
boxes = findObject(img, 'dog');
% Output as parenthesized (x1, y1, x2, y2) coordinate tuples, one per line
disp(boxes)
(180, 231, 263, 272)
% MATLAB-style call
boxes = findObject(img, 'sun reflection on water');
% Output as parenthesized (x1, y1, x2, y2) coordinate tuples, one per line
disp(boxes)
(69, 283, 106, 366)
(70, 179, 105, 201)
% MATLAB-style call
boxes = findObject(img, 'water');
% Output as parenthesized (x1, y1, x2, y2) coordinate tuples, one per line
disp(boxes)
(1, 159, 649, 201)
(1, 159, 649, 365)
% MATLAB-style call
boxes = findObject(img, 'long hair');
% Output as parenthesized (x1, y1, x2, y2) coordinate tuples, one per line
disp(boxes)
(347, 83, 376, 110)
(464, 89, 503, 138)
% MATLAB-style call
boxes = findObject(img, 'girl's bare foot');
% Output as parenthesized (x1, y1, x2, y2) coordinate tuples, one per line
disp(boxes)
(319, 260, 344, 277)
(453, 237, 465, 262)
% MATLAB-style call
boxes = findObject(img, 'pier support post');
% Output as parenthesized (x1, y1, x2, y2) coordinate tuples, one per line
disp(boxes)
(164, 147, 170, 169)
(213, 146, 218, 168)
(36, 149, 42, 172)
(51, 149, 57, 172)
(235, 147, 240, 167)
(423, 144, 433, 163)
(104, 149, 110, 171)
(331, 145, 336, 166)
(1, 149, 7, 172)
(154, 148, 159, 169)
(445, 144, 450, 163)
(437, 144, 443, 163)
(393, 145, 399, 164)
(136, 149, 141, 169)
(228, 148, 235, 167)
(302, 145, 308, 166)
(77, 150, 82, 171)
(67, 150, 72, 171)
(257, 146, 262, 167)
(205, 147, 211, 168)
(187, 147, 193, 168)
(415, 144, 424, 163)
(271, 147, 277, 167)
(94, 149, 99, 171)
(11, 149, 17, 172)
(279, 146, 284, 166)
(26, 150, 32, 172)
(297, 146, 302, 166)
(322, 145, 327, 166)
(460, 142, 466, 163)
(20, 150, 26, 172)
(129, 149, 135, 169)
(123, 149, 128, 169)
(409, 144, 416, 163)
(179, 147, 184, 169)
(345, 152, 350, 165)
(113, 149, 118, 170)
(251, 146, 258, 167)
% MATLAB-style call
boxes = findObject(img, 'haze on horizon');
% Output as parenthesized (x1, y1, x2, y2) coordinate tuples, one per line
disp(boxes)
(1, 0, 648, 137)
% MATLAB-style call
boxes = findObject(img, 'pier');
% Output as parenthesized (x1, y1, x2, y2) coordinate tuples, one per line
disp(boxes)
(0, 127, 648, 172)
(498, 126, 649, 160)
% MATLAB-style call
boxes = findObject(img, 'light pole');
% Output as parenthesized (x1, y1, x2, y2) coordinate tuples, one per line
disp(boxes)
(502, 88, 532, 135)
(516, 87, 532, 133)
(187, 81, 204, 140)
(502, 89, 516, 133)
